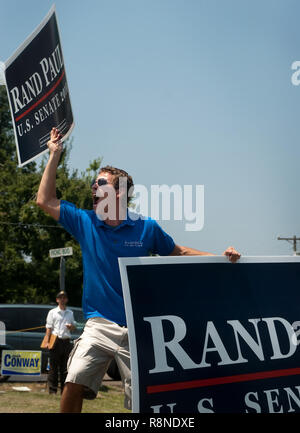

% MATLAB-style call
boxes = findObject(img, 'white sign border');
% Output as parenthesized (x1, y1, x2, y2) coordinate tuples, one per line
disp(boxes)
(4, 5, 56, 68)
(118, 255, 300, 413)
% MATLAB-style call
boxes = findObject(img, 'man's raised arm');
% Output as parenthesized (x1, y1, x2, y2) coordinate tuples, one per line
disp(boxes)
(36, 127, 63, 221)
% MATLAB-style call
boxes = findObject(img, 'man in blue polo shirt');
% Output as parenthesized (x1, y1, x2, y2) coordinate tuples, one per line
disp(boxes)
(36, 128, 241, 412)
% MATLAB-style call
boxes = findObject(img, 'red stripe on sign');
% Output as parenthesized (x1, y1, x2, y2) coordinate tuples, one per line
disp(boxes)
(146, 367, 300, 394)
(15, 70, 65, 122)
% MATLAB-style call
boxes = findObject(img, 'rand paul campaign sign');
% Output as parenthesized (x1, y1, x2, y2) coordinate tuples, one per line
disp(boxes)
(119, 256, 300, 413)
(2, 5, 74, 166)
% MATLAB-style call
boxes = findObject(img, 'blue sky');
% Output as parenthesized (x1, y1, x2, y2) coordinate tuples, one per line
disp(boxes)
(1, 0, 300, 256)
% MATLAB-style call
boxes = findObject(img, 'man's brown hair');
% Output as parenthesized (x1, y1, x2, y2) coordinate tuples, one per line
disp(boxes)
(99, 165, 134, 205)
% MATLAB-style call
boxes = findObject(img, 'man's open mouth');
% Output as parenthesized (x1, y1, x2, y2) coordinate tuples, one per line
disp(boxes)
(93, 195, 100, 207)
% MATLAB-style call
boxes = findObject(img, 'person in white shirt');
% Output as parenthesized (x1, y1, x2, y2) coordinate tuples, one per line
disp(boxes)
(45, 291, 76, 394)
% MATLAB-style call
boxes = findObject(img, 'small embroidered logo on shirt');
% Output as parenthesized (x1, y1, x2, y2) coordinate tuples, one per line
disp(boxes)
(124, 240, 143, 247)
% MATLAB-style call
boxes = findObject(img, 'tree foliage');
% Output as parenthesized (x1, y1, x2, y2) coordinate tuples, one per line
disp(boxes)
(0, 87, 102, 306)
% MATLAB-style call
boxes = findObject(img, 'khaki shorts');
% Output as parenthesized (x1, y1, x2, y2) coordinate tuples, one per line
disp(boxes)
(66, 317, 131, 409)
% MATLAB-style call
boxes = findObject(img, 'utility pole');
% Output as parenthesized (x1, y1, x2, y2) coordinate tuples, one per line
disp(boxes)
(277, 236, 300, 255)
(60, 256, 66, 291)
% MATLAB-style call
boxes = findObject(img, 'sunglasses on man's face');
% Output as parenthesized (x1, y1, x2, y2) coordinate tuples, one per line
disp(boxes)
(91, 178, 108, 188)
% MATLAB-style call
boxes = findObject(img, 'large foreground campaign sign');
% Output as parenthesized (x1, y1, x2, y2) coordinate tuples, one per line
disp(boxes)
(2, 5, 74, 166)
(119, 256, 300, 413)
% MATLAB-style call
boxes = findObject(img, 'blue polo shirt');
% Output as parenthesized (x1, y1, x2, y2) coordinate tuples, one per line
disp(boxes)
(58, 200, 175, 325)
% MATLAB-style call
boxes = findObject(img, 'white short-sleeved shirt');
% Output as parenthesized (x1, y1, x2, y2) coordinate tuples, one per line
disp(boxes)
(46, 306, 75, 339)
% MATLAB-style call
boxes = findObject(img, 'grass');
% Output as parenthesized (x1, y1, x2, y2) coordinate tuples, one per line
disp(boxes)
(0, 380, 131, 413)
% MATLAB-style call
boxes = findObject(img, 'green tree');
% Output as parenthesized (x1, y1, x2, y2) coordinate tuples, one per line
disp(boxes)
(0, 86, 102, 306)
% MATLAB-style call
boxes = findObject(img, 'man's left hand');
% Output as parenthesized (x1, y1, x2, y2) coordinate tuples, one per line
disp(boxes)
(223, 246, 241, 263)
(65, 323, 74, 331)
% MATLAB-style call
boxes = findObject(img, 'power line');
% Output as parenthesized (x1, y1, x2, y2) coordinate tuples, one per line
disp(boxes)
(0, 221, 63, 229)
